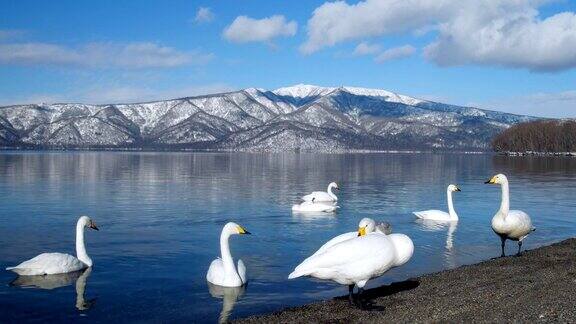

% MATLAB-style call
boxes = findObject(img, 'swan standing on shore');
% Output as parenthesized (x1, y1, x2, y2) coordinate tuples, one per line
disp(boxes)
(413, 184, 461, 221)
(207, 222, 251, 287)
(301, 182, 339, 202)
(288, 227, 413, 308)
(6, 216, 99, 275)
(485, 174, 535, 257)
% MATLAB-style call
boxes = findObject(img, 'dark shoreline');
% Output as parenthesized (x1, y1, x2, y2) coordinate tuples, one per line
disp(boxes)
(236, 238, 576, 323)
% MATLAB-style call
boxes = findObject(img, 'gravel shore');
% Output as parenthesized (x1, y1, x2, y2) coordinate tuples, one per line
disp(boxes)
(236, 238, 576, 323)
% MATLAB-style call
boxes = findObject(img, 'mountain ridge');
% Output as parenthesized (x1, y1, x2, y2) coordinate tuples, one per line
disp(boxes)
(0, 84, 535, 152)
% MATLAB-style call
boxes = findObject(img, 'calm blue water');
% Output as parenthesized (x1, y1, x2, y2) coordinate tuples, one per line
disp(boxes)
(0, 152, 575, 322)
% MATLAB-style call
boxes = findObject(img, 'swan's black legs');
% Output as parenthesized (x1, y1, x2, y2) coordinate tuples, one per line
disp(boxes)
(500, 236, 506, 257)
(348, 285, 354, 305)
(356, 287, 366, 309)
(516, 241, 523, 256)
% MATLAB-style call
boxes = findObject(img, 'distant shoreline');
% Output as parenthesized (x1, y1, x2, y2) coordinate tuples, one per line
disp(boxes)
(3, 147, 576, 156)
(0, 147, 490, 154)
(498, 151, 576, 157)
(236, 238, 576, 323)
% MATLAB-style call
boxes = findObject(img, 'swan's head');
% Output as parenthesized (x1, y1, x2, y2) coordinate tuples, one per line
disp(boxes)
(79, 216, 99, 231)
(448, 184, 461, 192)
(357, 218, 376, 236)
(485, 173, 508, 185)
(328, 182, 340, 191)
(376, 222, 392, 235)
(224, 222, 251, 236)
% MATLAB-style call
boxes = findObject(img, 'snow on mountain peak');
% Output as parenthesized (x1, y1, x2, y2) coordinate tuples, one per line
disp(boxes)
(340, 86, 424, 106)
(272, 84, 424, 106)
(273, 84, 335, 98)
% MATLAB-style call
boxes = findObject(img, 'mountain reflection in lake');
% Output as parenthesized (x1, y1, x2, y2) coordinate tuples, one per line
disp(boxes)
(0, 152, 575, 322)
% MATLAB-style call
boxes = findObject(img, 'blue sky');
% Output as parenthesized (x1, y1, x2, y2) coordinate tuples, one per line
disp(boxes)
(1, 0, 576, 117)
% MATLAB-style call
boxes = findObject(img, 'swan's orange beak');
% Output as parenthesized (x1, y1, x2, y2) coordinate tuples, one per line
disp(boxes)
(358, 226, 367, 237)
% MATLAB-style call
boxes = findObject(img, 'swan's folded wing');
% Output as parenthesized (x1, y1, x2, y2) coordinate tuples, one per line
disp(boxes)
(508, 210, 534, 237)
(413, 210, 447, 219)
(311, 232, 356, 257)
(301, 193, 314, 201)
(206, 258, 224, 284)
(7, 253, 84, 275)
(289, 235, 393, 279)
(237, 259, 247, 284)
(302, 191, 331, 201)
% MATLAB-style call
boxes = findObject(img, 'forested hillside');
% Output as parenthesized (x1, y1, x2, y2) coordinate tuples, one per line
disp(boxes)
(492, 120, 576, 153)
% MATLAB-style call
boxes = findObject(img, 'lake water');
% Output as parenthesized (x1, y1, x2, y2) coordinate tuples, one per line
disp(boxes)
(0, 152, 575, 322)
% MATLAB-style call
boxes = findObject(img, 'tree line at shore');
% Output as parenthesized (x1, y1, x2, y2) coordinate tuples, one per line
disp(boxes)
(492, 119, 576, 153)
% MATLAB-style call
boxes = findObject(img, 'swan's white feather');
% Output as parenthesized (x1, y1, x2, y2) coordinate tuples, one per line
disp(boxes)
(492, 209, 535, 240)
(6, 253, 87, 276)
(311, 232, 357, 257)
(206, 258, 224, 284)
(302, 191, 336, 202)
(237, 259, 246, 284)
(413, 210, 452, 221)
(289, 233, 413, 288)
(292, 201, 338, 212)
(206, 258, 246, 287)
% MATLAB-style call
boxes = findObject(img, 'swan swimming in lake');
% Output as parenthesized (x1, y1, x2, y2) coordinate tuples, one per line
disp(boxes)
(6, 216, 99, 275)
(485, 174, 535, 257)
(301, 182, 339, 202)
(413, 184, 461, 221)
(292, 198, 339, 213)
(288, 226, 413, 308)
(206, 222, 251, 287)
(311, 218, 391, 257)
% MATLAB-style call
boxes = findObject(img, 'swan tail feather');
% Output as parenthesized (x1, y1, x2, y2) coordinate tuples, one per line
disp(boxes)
(413, 212, 424, 219)
(288, 270, 307, 279)
(5, 267, 14, 271)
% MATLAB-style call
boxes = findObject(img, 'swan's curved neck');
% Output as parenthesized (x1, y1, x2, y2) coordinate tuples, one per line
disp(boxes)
(447, 190, 458, 220)
(499, 180, 510, 216)
(220, 231, 237, 274)
(76, 222, 92, 267)
(327, 185, 337, 200)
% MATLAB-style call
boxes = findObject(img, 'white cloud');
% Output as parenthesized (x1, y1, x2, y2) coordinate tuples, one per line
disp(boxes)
(194, 7, 214, 24)
(223, 15, 297, 43)
(374, 45, 415, 63)
(0, 42, 213, 69)
(302, 0, 576, 71)
(301, 0, 450, 54)
(352, 42, 381, 56)
(424, 9, 576, 72)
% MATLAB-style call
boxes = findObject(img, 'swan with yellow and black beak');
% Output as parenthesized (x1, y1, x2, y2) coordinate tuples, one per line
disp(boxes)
(485, 173, 535, 257)
(288, 221, 413, 308)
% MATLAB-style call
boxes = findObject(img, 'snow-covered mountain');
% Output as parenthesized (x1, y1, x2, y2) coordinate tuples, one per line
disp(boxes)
(0, 84, 535, 151)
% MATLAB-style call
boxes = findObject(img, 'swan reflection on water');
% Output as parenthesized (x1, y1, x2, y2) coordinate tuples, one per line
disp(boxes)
(9, 267, 95, 311)
(415, 219, 458, 267)
(208, 282, 246, 324)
